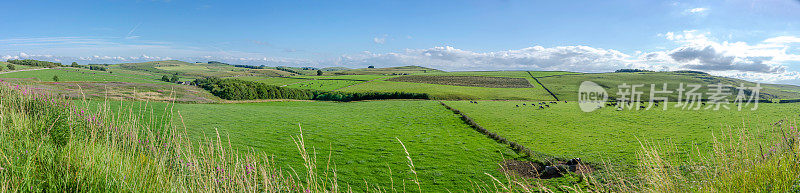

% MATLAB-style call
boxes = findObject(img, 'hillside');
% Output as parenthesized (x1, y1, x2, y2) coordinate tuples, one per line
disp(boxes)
(112, 60, 258, 78)
(326, 65, 443, 75)
(538, 71, 800, 101)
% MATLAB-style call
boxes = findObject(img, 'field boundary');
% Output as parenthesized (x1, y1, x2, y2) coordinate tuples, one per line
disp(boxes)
(437, 101, 561, 163)
(527, 71, 560, 101)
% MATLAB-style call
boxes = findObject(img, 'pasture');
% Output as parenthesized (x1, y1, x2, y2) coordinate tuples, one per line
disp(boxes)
(443, 100, 797, 174)
(0, 68, 168, 84)
(421, 71, 579, 78)
(85, 100, 526, 191)
(328, 66, 442, 75)
(537, 71, 800, 101)
(386, 75, 535, 88)
(339, 79, 555, 100)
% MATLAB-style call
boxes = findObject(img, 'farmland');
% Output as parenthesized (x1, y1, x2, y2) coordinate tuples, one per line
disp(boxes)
(421, 71, 579, 78)
(442, 100, 795, 174)
(340, 79, 554, 100)
(386, 75, 535, 88)
(537, 71, 800, 101)
(2, 60, 800, 192)
(0, 68, 168, 84)
(85, 100, 526, 191)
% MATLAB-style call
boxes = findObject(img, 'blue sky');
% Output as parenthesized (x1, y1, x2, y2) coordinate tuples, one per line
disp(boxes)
(1, 0, 800, 84)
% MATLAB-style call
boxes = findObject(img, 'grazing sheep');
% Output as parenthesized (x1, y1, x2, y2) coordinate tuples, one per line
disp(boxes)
(516, 105, 519, 107)
(545, 105, 550, 107)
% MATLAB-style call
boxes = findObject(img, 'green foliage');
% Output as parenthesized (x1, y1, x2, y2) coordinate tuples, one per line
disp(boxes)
(71, 62, 80, 67)
(170, 74, 179, 82)
(316, 70, 323, 76)
(193, 77, 428, 101)
(52, 75, 59, 82)
(89, 65, 107, 71)
(7, 63, 15, 70)
(6, 59, 62, 68)
(275, 66, 301, 74)
(161, 75, 170, 82)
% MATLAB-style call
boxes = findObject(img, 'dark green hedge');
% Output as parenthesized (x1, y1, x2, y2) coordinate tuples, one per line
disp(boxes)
(193, 77, 428, 102)
(7, 59, 62, 68)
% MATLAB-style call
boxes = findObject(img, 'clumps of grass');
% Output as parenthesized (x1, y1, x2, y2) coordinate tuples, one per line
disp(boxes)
(0, 82, 349, 192)
(582, 122, 800, 192)
(438, 102, 558, 163)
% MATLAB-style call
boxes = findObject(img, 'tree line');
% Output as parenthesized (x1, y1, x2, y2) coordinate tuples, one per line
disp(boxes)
(193, 77, 429, 101)
(6, 59, 62, 68)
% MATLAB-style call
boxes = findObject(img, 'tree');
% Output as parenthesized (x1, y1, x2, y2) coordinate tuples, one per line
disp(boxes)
(170, 74, 179, 83)
(0, 65, 4, 71)
(161, 75, 170, 82)
(368, 65, 375, 68)
(6, 64, 14, 70)
(317, 70, 324, 76)
(71, 62, 79, 67)
(52, 75, 59, 82)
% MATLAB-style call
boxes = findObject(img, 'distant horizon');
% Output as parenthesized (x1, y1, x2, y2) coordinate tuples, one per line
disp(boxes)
(2, 0, 799, 85)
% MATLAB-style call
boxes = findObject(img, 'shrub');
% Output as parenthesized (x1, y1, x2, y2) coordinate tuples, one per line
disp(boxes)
(6, 59, 62, 68)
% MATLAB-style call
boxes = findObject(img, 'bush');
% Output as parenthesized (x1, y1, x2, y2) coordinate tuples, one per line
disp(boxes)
(6, 59, 62, 68)
(89, 65, 107, 71)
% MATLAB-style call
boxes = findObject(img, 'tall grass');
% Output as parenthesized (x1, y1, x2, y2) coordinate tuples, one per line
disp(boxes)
(0, 81, 797, 192)
(581, 122, 800, 192)
(0, 82, 352, 192)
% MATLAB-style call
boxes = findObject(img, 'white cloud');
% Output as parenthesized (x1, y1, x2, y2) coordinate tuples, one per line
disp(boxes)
(335, 31, 800, 84)
(688, 7, 708, 13)
(335, 46, 640, 72)
(373, 37, 386, 44)
(4, 31, 800, 85)
(764, 36, 800, 44)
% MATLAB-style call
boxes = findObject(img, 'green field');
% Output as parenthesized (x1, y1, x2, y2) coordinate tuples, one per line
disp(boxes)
(443, 100, 795, 173)
(112, 60, 259, 78)
(340, 79, 555, 100)
(229, 76, 368, 91)
(88, 100, 524, 191)
(0, 68, 168, 84)
(327, 66, 442, 75)
(538, 71, 800, 101)
(422, 71, 579, 78)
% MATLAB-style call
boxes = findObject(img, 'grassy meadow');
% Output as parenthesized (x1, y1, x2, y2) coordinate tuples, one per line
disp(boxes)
(0, 68, 167, 84)
(340, 79, 555, 100)
(81, 100, 526, 191)
(1, 60, 799, 192)
(537, 71, 800, 101)
(443, 100, 797, 173)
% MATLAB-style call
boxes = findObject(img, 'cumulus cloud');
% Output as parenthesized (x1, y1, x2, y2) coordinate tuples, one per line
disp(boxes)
(335, 46, 639, 72)
(334, 31, 800, 84)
